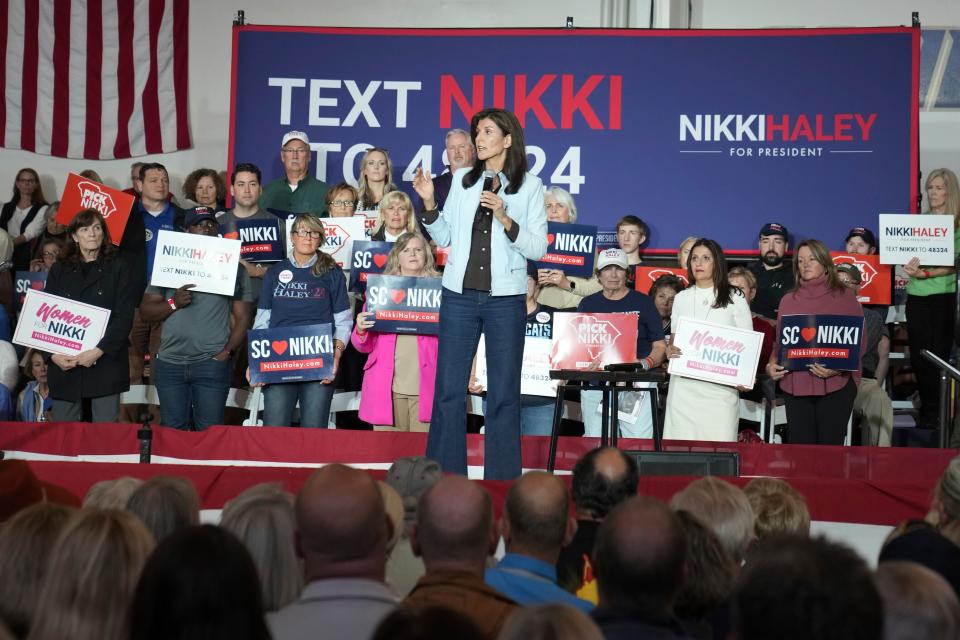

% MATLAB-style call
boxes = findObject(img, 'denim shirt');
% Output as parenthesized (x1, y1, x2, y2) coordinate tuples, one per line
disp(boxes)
(423, 168, 547, 296)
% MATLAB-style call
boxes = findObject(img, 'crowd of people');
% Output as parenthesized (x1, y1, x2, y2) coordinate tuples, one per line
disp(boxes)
(1, 108, 957, 461)
(3, 447, 960, 640)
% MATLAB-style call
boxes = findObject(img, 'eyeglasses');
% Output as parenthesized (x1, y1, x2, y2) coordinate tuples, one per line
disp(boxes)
(17, 178, 37, 184)
(282, 148, 310, 155)
(42, 251, 59, 258)
(294, 229, 322, 239)
(330, 200, 355, 208)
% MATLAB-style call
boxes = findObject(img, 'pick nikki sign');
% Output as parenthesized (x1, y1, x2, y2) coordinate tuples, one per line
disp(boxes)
(247, 323, 334, 384)
(634, 266, 689, 294)
(349, 241, 393, 293)
(536, 222, 598, 278)
(221, 219, 284, 262)
(57, 173, 135, 246)
(549, 312, 638, 370)
(778, 314, 864, 371)
(365, 274, 442, 335)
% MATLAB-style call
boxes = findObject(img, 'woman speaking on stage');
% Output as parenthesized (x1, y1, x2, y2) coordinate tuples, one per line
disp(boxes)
(412, 107, 547, 480)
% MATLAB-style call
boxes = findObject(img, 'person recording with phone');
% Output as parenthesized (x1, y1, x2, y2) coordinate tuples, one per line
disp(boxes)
(412, 107, 547, 480)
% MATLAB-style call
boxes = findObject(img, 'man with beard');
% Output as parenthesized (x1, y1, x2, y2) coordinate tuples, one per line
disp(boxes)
(748, 222, 794, 322)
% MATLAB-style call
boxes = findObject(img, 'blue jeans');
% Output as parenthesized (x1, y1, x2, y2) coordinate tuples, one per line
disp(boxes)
(153, 357, 232, 431)
(263, 380, 334, 428)
(484, 396, 556, 437)
(427, 288, 525, 480)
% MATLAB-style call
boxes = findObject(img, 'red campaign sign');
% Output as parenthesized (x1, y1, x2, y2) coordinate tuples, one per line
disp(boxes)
(57, 173, 134, 246)
(830, 252, 891, 305)
(549, 312, 638, 370)
(634, 266, 689, 294)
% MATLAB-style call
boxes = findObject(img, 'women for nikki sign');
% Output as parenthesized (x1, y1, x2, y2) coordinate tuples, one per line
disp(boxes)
(365, 275, 442, 334)
(247, 324, 334, 384)
(778, 314, 864, 371)
(14, 290, 111, 356)
(668, 318, 764, 388)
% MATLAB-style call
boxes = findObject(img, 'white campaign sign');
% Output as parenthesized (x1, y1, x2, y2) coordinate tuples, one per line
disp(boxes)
(878, 213, 955, 266)
(475, 334, 558, 398)
(150, 230, 241, 296)
(667, 317, 764, 389)
(284, 216, 369, 269)
(14, 289, 111, 356)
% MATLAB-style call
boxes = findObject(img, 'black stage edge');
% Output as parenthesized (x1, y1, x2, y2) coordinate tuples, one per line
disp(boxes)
(622, 451, 740, 477)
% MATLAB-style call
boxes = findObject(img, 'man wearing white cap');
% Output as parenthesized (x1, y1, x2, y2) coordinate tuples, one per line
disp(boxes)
(259, 130, 329, 215)
(576, 248, 666, 439)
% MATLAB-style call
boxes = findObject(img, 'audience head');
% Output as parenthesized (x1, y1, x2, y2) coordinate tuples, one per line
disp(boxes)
(445, 128, 476, 172)
(934, 455, 960, 545)
(670, 476, 755, 564)
(44, 201, 66, 235)
(83, 476, 144, 510)
(61, 208, 115, 262)
(793, 238, 844, 292)
(879, 523, 960, 595)
(0, 502, 75, 638)
(844, 226, 877, 254)
(182, 168, 226, 208)
(875, 561, 960, 640)
(125, 475, 200, 543)
(219, 483, 303, 612)
(758, 222, 789, 267)
(498, 604, 604, 640)
(925, 167, 960, 218)
(384, 232, 438, 278)
(677, 236, 698, 270)
(687, 237, 730, 293)
(324, 182, 359, 217)
(733, 535, 883, 640)
(593, 496, 686, 614)
(372, 606, 484, 640)
(129, 161, 145, 191)
(616, 214, 649, 256)
(377, 481, 405, 554)
(385, 456, 443, 533)
(376, 190, 416, 236)
(728, 265, 758, 304)
(130, 525, 270, 640)
(280, 131, 311, 179)
(230, 162, 262, 210)
(502, 471, 575, 561)
(21, 348, 50, 387)
(295, 464, 390, 581)
(743, 477, 811, 541)
(571, 447, 639, 520)
(673, 510, 737, 621)
(29, 508, 155, 640)
(358, 147, 394, 206)
(649, 273, 685, 322)
(78, 169, 104, 183)
(11, 168, 47, 206)
(413, 475, 497, 572)
(138, 163, 169, 205)
(545, 186, 577, 223)
(39, 237, 62, 270)
(0, 459, 80, 522)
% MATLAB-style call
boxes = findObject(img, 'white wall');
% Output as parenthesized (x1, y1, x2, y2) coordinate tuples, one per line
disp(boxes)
(1, 0, 957, 203)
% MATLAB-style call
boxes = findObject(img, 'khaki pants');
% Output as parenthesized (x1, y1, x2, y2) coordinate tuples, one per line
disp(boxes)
(373, 393, 430, 432)
(853, 378, 893, 447)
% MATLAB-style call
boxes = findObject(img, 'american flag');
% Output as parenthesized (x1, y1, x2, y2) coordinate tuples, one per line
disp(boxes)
(0, 0, 191, 159)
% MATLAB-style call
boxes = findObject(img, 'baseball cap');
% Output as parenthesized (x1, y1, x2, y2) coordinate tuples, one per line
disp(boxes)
(759, 222, 788, 239)
(835, 262, 862, 284)
(596, 248, 629, 271)
(282, 130, 310, 147)
(385, 456, 443, 525)
(185, 206, 217, 227)
(845, 226, 877, 248)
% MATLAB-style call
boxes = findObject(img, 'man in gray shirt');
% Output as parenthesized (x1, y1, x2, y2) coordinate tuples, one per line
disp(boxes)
(139, 206, 253, 430)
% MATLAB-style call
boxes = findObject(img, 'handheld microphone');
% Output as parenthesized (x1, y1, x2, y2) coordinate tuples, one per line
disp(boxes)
(480, 170, 497, 215)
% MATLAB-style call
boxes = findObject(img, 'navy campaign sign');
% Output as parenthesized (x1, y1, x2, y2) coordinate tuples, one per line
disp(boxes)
(222, 218, 284, 262)
(778, 314, 864, 371)
(14, 271, 47, 312)
(348, 241, 394, 293)
(247, 323, 334, 384)
(536, 222, 597, 277)
(365, 274, 442, 335)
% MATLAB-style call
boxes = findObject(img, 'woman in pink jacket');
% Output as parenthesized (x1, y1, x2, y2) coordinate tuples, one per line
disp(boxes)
(352, 232, 440, 431)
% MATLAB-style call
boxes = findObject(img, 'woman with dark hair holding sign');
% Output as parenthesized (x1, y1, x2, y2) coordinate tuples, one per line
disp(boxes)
(412, 107, 547, 480)
(664, 238, 752, 442)
(766, 239, 865, 445)
(253, 214, 352, 428)
(45, 209, 136, 422)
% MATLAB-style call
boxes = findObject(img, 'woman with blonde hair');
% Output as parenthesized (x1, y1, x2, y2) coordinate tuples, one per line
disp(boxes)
(372, 190, 417, 241)
(356, 148, 396, 211)
(353, 232, 439, 431)
(219, 483, 303, 612)
(254, 214, 352, 428)
(27, 509, 154, 640)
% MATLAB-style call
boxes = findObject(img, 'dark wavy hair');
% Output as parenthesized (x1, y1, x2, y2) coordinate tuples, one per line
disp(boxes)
(60, 209, 117, 265)
(462, 108, 528, 195)
(183, 168, 227, 205)
(687, 238, 735, 309)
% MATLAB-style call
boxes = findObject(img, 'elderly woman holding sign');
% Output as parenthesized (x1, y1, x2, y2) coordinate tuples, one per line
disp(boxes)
(44, 209, 136, 422)
(352, 232, 440, 431)
(254, 214, 352, 428)
(766, 239, 865, 445)
(536, 186, 601, 309)
(664, 238, 753, 442)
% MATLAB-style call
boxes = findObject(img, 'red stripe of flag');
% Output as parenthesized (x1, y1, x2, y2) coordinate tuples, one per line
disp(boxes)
(83, 0, 103, 159)
(140, 0, 163, 153)
(0, 0, 8, 148)
(20, 0, 40, 151)
(172, 0, 190, 149)
(50, 0, 71, 157)
(113, 0, 134, 158)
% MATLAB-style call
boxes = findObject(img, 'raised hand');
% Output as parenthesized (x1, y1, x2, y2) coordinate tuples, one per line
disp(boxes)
(412, 167, 436, 209)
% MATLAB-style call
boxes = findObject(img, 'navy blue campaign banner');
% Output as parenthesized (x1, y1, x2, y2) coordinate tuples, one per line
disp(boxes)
(536, 222, 597, 277)
(348, 241, 394, 293)
(222, 218, 284, 262)
(365, 274, 441, 334)
(778, 314, 864, 371)
(229, 26, 918, 253)
(247, 323, 333, 384)
(14, 271, 47, 312)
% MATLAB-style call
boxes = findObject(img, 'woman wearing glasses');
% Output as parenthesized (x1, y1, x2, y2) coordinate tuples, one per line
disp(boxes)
(324, 183, 359, 218)
(253, 214, 352, 428)
(2, 168, 49, 271)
